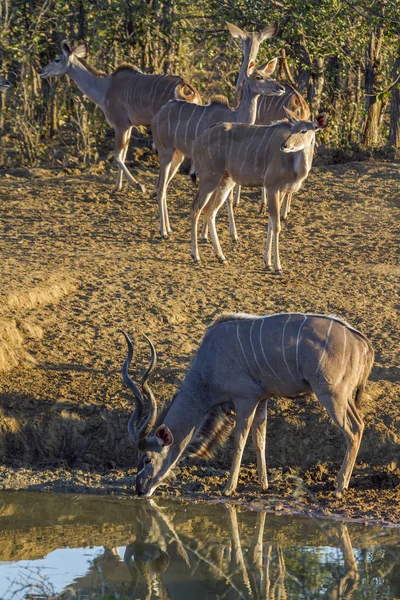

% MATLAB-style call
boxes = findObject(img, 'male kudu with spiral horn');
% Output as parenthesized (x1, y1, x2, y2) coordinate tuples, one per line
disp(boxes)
(121, 312, 373, 499)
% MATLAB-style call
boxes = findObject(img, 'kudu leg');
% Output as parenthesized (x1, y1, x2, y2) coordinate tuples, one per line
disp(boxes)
(112, 129, 131, 193)
(114, 128, 145, 194)
(280, 193, 292, 220)
(318, 391, 364, 497)
(204, 176, 236, 264)
(162, 150, 185, 234)
(190, 180, 216, 263)
(259, 188, 267, 215)
(233, 184, 242, 208)
(157, 154, 173, 238)
(223, 401, 259, 496)
(201, 187, 237, 244)
(251, 399, 268, 490)
(264, 189, 282, 274)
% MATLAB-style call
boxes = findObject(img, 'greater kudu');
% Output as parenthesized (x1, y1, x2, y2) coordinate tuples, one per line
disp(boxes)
(190, 108, 327, 273)
(227, 21, 310, 220)
(121, 312, 374, 499)
(39, 41, 200, 193)
(152, 60, 284, 237)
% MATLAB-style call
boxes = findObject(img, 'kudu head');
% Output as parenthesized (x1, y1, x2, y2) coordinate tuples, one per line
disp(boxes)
(245, 59, 285, 97)
(121, 331, 176, 497)
(0, 76, 11, 91)
(226, 21, 278, 67)
(280, 108, 328, 152)
(39, 40, 89, 79)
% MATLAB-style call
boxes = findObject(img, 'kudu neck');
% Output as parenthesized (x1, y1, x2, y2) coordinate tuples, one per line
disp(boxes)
(235, 46, 259, 100)
(235, 80, 259, 124)
(68, 59, 110, 109)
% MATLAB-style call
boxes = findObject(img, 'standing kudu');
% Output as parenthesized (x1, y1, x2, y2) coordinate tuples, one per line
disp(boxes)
(120, 312, 373, 499)
(39, 41, 200, 194)
(152, 59, 284, 238)
(227, 21, 310, 219)
(190, 108, 327, 273)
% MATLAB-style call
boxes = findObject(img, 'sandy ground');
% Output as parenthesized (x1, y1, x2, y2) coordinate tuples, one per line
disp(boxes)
(0, 158, 399, 525)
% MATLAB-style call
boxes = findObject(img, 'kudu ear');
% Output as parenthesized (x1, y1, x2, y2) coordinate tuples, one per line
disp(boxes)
(314, 113, 328, 129)
(61, 40, 73, 57)
(284, 106, 300, 124)
(73, 43, 88, 59)
(155, 424, 173, 447)
(259, 22, 278, 41)
(262, 57, 278, 76)
(247, 60, 256, 76)
(226, 22, 248, 40)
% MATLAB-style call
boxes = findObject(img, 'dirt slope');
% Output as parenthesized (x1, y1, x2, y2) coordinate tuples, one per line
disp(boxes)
(0, 159, 398, 522)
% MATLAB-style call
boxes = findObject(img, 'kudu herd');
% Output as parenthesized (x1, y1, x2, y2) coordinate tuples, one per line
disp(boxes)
(1, 19, 375, 503)
(121, 312, 374, 499)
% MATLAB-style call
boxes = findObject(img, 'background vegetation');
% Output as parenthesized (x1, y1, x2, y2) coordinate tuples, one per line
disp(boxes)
(0, 0, 399, 166)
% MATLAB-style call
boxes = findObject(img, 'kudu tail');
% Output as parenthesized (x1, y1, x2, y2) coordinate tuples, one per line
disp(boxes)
(189, 162, 197, 184)
(175, 82, 201, 104)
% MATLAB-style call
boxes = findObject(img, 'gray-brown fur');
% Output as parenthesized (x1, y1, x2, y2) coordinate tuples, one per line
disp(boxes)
(190, 110, 328, 272)
(151, 59, 284, 238)
(121, 312, 374, 499)
(39, 40, 200, 194)
(228, 21, 310, 215)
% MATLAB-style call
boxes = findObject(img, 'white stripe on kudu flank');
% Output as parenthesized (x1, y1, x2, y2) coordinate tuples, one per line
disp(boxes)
(282, 314, 296, 381)
(151, 76, 164, 111)
(175, 102, 185, 144)
(240, 126, 258, 179)
(194, 109, 207, 140)
(296, 314, 308, 377)
(236, 322, 256, 379)
(184, 104, 197, 148)
(317, 319, 334, 374)
(259, 319, 285, 384)
(338, 326, 347, 384)
(250, 320, 262, 372)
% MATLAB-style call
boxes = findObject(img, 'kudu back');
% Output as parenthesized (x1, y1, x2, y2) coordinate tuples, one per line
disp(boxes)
(121, 312, 373, 499)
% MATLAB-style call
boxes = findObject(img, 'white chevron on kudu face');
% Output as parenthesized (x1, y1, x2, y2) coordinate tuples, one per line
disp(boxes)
(190, 109, 328, 273)
(39, 40, 200, 194)
(151, 59, 285, 238)
(121, 312, 374, 499)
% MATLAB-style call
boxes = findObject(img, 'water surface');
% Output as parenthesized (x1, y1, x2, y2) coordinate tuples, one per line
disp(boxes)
(0, 491, 398, 599)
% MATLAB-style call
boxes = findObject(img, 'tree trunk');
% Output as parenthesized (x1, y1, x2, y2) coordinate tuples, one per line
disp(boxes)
(388, 48, 400, 147)
(362, 2, 386, 146)
(310, 57, 325, 113)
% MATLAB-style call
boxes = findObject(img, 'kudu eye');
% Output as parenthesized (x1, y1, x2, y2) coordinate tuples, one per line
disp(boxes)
(54, 58, 61, 63)
(143, 456, 152, 465)
(255, 75, 262, 80)
(301, 129, 307, 134)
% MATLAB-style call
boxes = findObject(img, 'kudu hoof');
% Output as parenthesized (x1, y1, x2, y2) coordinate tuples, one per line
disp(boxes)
(137, 183, 146, 194)
(274, 269, 282, 276)
(217, 256, 227, 265)
(160, 232, 169, 240)
(232, 238, 239, 245)
(200, 237, 208, 244)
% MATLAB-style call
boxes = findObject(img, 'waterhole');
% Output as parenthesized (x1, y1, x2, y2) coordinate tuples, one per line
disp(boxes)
(0, 491, 398, 599)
